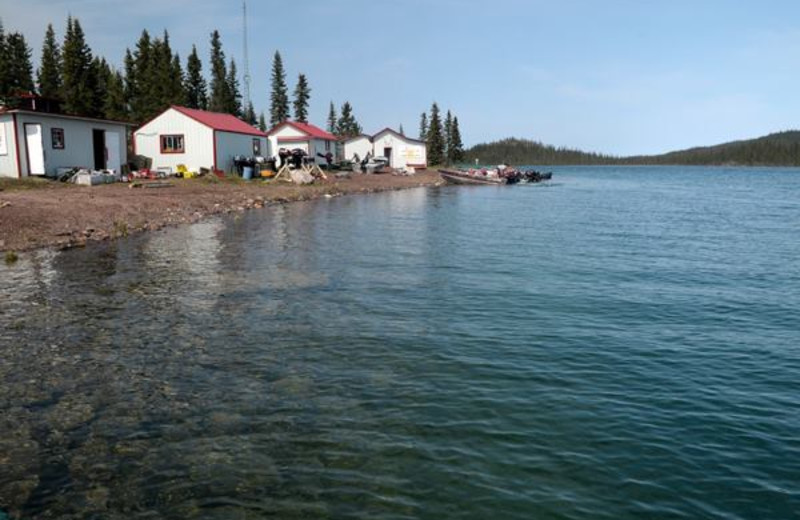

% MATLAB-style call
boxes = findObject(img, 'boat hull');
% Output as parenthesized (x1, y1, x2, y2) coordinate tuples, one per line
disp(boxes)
(439, 169, 507, 185)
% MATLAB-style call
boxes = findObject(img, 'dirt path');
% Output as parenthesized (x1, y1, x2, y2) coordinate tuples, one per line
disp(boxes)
(0, 171, 444, 252)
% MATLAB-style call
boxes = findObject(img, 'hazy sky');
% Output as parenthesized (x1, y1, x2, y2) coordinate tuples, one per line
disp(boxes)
(2, 0, 799, 155)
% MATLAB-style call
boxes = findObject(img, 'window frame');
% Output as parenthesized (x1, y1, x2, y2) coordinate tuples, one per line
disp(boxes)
(253, 138, 262, 156)
(51, 128, 65, 149)
(160, 134, 185, 154)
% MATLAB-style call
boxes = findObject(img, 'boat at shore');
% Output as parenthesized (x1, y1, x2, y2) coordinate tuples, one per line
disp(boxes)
(439, 168, 553, 185)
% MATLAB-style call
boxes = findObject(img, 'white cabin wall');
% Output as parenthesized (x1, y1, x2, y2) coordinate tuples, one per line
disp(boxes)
(373, 131, 427, 169)
(0, 115, 19, 178)
(134, 108, 213, 171)
(12, 114, 128, 176)
(268, 125, 308, 159)
(343, 137, 373, 162)
(215, 132, 267, 173)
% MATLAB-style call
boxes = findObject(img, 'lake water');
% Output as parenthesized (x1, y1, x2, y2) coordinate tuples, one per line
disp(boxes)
(1, 166, 799, 519)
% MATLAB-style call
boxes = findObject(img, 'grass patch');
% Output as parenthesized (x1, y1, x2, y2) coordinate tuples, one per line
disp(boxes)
(0, 177, 63, 191)
(4, 250, 19, 264)
(112, 220, 129, 239)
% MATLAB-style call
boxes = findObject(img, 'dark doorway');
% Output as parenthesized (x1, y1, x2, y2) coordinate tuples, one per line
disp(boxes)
(92, 129, 105, 170)
(383, 147, 392, 166)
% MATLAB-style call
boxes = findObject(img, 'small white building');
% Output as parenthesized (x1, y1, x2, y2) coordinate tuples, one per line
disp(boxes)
(134, 106, 268, 173)
(342, 134, 373, 162)
(0, 107, 130, 178)
(341, 128, 427, 170)
(266, 121, 338, 162)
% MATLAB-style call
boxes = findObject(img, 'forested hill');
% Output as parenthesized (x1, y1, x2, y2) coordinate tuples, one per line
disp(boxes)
(465, 131, 800, 166)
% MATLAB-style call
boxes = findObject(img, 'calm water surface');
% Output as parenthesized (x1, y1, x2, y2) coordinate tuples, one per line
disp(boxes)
(1, 166, 799, 519)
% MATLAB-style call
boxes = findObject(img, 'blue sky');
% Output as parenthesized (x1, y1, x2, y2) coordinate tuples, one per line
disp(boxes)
(2, 0, 800, 155)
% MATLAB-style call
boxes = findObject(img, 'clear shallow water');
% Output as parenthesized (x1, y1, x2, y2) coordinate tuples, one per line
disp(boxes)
(1, 166, 799, 519)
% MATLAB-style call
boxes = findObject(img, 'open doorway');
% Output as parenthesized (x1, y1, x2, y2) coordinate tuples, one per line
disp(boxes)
(383, 147, 393, 167)
(92, 129, 105, 170)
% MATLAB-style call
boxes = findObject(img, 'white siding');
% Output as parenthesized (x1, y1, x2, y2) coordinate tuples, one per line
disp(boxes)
(134, 108, 213, 171)
(214, 132, 268, 173)
(269, 124, 308, 158)
(0, 114, 18, 178)
(372, 131, 427, 169)
(12, 113, 128, 177)
(343, 136, 372, 162)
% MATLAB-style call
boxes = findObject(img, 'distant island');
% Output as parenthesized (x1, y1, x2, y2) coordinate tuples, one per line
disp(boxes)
(465, 131, 800, 167)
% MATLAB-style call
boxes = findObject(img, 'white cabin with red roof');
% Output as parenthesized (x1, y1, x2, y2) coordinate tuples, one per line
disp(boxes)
(133, 106, 268, 173)
(266, 121, 338, 163)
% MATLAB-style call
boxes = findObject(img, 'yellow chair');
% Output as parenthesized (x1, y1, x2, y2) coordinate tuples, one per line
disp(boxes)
(177, 164, 195, 179)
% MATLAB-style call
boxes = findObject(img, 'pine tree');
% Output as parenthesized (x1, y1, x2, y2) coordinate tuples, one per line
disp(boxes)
(127, 30, 154, 122)
(208, 30, 229, 113)
(244, 101, 257, 125)
(184, 45, 207, 109)
(292, 73, 311, 122)
(336, 101, 361, 137)
(327, 101, 337, 134)
(450, 116, 465, 163)
(269, 51, 289, 125)
(399, 124, 405, 136)
(2, 31, 34, 96)
(427, 102, 445, 166)
(104, 70, 127, 121)
(226, 58, 242, 116)
(444, 110, 454, 164)
(38, 24, 62, 99)
(61, 17, 96, 116)
(0, 21, 6, 97)
(258, 111, 267, 132)
(419, 112, 428, 141)
(91, 56, 110, 117)
(169, 51, 185, 106)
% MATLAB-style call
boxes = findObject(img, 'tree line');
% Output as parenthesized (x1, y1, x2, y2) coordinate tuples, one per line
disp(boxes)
(418, 102, 464, 166)
(465, 132, 800, 167)
(0, 16, 368, 137)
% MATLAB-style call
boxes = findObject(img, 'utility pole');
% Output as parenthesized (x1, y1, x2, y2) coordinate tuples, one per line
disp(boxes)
(242, 0, 252, 113)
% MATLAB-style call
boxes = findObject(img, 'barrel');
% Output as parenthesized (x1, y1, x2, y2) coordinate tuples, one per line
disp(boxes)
(243, 166, 253, 180)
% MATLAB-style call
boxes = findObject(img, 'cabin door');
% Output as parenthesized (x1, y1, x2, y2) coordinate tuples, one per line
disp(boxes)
(92, 129, 105, 170)
(384, 147, 393, 167)
(24, 123, 46, 175)
(105, 131, 121, 172)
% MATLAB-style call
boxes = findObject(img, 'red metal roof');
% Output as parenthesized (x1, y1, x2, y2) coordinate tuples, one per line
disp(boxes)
(172, 105, 267, 137)
(267, 120, 337, 141)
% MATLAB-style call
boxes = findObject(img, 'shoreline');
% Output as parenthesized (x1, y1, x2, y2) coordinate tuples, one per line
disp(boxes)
(0, 170, 444, 254)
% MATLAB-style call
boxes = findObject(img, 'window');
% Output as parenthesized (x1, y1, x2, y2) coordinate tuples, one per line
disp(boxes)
(325, 140, 331, 151)
(253, 138, 261, 156)
(160, 134, 185, 153)
(51, 128, 65, 149)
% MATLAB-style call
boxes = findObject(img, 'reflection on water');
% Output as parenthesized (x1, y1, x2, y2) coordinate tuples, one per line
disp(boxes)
(2, 175, 800, 519)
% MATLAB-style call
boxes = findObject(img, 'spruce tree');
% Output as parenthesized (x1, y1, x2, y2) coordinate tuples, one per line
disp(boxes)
(184, 45, 207, 109)
(258, 111, 267, 132)
(269, 51, 289, 125)
(444, 110, 454, 164)
(292, 73, 311, 122)
(449, 116, 465, 163)
(226, 58, 242, 117)
(419, 112, 428, 141)
(104, 70, 127, 121)
(38, 24, 62, 99)
(244, 101, 257, 125)
(61, 17, 96, 116)
(123, 48, 136, 115)
(399, 124, 405, 136)
(327, 101, 337, 134)
(91, 56, 110, 118)
(208, 30, 229, 113)
(426, 102, 445, 166)
(127, 30, 154, 122)
(2, 32, 34, 96)
(337, 101, 361, 137)
(0, 21, 6, 97)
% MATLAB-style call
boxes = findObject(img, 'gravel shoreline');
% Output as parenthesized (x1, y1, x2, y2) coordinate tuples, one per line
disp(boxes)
(0, 170, 444, 253)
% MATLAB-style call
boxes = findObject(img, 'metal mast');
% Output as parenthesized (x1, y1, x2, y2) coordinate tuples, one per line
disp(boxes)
(242, 0, 252, 111)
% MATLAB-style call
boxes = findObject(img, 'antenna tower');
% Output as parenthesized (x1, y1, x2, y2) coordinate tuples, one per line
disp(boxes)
(242, 0, 252, 111)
